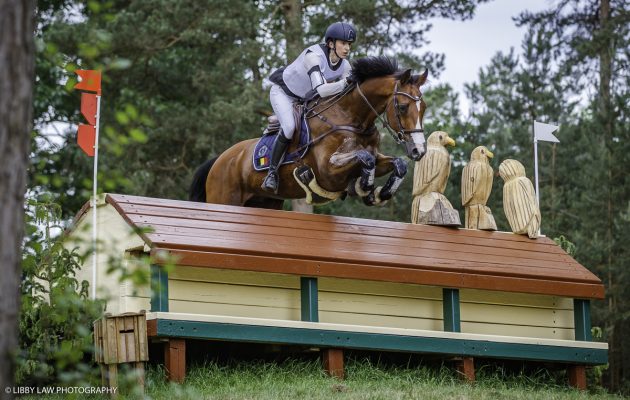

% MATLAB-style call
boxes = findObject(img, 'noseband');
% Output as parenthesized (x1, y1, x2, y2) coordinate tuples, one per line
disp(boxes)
(356, 81, 425, 145)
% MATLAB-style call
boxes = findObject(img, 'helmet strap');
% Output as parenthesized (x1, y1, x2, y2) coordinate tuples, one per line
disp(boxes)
(329, 40, 341, 65)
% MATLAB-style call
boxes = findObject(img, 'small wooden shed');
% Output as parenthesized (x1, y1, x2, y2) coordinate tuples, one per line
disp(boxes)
(67, 194, 607, 387)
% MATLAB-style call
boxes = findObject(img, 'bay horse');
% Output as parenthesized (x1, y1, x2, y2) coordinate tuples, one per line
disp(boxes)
(190, 56, 428, 209)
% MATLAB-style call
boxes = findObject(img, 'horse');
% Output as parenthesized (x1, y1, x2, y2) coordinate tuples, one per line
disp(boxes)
(190, 56, 428, 209)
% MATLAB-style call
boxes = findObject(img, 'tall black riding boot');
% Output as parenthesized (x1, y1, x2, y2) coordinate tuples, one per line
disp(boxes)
(261, 134, 290, 193)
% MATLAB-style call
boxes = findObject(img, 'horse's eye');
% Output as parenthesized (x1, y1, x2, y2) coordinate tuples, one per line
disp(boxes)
(397, 104, 409, 113)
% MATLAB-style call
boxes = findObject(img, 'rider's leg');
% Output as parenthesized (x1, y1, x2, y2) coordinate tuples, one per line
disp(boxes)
(262, 133, 291, 193)
(262, 85, 297, 193)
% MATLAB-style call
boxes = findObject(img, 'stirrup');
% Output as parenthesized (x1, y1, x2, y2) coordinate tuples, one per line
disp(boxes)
(262, 171, 279, 193)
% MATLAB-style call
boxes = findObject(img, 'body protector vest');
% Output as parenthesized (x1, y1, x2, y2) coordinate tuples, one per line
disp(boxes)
(275, 44, 351, 99)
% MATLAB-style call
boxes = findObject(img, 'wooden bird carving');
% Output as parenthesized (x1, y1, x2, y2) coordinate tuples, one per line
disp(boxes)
(411, 131, 460, 226)
(412, 131, 456, 197)
(462, 146, 497, 230)
(499, 159, 541, 239)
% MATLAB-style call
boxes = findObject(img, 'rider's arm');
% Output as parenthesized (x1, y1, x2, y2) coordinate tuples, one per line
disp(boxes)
(304, 52, 347, 98)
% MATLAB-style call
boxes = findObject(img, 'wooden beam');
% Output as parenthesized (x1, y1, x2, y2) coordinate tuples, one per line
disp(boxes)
(164, 339, 186, 383)
(147, 317, 608, 364)
(322, 348, 344, 379)
(568, 365, 586, 390)
(574, 299, 592, 341)
(443, 288, 461, 332)
(156, 249, 605, 299)
(150, 264, 169, 312)
(301, 277, 318, 322)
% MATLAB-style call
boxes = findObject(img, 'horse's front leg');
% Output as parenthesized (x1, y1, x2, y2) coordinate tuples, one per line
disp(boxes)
(328, 140, 376, 196)
(364, 153, 408, 206)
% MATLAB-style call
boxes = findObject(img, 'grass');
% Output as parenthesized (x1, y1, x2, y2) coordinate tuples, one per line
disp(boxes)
(140, 358, 621, 400)
(21, 358, 624, 400)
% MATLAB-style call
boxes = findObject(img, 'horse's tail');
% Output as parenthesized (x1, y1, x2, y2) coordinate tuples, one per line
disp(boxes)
(189, 157, 218, 202)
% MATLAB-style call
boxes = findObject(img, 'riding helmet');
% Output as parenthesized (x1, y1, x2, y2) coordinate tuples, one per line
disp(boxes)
(325, 22, 356, 44)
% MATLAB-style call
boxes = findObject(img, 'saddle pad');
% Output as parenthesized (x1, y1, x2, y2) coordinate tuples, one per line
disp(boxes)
(252, 116, 310, 171)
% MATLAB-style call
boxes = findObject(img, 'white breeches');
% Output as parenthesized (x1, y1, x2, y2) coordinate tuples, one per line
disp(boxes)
(269, 84, 297, 139)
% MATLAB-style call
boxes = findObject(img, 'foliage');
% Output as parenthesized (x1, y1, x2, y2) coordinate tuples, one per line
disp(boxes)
(17, 197, 103, 386)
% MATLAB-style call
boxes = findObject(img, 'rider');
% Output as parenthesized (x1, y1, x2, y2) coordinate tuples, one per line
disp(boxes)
(261, 21, 356, 193)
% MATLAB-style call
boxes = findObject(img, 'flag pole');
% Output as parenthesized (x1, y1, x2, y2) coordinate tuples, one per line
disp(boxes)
(75, 69, 102, 301)
(91, 92, 101, 300)
(534, 131, 540, 208)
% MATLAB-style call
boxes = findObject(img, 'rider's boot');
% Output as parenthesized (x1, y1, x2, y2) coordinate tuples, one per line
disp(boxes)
(261, 133, 291, 194)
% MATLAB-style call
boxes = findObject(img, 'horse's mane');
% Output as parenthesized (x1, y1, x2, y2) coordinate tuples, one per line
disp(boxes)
(350, 56, 400, 83)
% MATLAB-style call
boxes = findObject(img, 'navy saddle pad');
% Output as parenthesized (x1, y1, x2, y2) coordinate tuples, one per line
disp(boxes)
(252, 116, 311, 171)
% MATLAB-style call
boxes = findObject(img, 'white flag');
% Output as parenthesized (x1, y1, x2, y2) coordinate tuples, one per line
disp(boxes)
(534, 121, 560, 143)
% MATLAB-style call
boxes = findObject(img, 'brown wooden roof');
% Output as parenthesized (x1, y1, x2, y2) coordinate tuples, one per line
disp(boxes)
(104, 194, 604, 299)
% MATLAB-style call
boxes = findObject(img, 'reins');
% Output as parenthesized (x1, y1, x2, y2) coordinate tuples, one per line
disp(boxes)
(286, 78, 423, 158)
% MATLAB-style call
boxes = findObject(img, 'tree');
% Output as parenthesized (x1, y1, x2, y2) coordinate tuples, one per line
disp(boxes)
(516, 0, 629, 391)
(0, 0, 36, 398)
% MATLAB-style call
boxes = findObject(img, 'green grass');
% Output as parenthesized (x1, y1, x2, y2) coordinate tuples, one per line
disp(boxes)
(20, 358, 624, 400)
(139, 359, 620, 400)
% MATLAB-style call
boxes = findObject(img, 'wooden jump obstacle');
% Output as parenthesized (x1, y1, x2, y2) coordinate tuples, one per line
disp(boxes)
(67, 194, 607, 389)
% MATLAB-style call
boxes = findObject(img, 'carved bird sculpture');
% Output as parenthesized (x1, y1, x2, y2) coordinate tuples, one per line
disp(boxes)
(411, 131, 459, 226)
(412, 131, 456, 196)
(461, 146, 497, 230)
(499, 159, 541, 239)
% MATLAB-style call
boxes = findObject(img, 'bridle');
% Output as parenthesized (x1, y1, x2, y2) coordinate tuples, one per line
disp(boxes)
(356, 81, 425, 145)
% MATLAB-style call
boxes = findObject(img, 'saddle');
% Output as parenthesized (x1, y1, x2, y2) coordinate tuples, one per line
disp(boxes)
(252, 104, 311, 171)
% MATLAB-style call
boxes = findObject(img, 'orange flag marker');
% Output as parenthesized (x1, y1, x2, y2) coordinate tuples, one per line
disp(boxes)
(75, 70, 101, 94)
(77, 124, 96, 156)
(81, 92, 97, 125)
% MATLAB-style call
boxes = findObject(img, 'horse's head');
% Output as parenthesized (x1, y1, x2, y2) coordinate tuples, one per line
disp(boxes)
(384, 69, 428, 161)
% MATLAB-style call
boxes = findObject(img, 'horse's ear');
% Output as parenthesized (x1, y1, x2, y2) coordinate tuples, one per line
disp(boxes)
(399, 69, 412, 84)
(413, 69, 429, 86)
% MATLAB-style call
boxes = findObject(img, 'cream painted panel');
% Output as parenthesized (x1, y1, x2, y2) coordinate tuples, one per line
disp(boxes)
(461, 302, 574, 329)
(319, 291, 442, 319)
(169, 300, 300, 320)
(462, 321, 575, 340)
(121, 257, 152, 298)
(320, 310, 443, 331)
(169, 266, 300, 288)
(319, 278, 442, 299)
(460, 288, 573, 310)
(169, 280, 300, 310)
(119, 296, 151, 314)
(65, 201, 146, 312)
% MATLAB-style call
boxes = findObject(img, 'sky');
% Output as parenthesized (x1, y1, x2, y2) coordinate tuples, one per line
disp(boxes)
(423, 0, 552, 114)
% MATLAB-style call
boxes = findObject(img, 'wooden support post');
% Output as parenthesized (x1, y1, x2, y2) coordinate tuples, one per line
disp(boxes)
(164, 339, 186, 383)
(322, 348, 344, 379)
(455, 357, 475, 383)
(300, 277, 318, 322)
(443, 288, 461, 332)
(107, 364, 118, 388)
(574, 299, 592, 341)
(568, 365, 587, 390)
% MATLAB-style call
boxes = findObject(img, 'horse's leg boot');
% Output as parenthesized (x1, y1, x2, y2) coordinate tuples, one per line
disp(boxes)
(262, 134, 291, 193)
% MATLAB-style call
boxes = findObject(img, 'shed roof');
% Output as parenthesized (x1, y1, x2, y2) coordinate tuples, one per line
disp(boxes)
(101, 194, 604, 299)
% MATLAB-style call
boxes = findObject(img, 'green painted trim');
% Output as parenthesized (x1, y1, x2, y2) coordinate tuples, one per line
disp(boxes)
(301, 277, 318, 322)
(574, 299, 592, 341)
(443, 288, 460, 332)
(152, 319, 607, 365)
(150, 264, 169, 312)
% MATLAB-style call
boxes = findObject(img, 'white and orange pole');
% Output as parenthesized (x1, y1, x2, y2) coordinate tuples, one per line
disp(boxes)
(75, 70, 102, 300)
